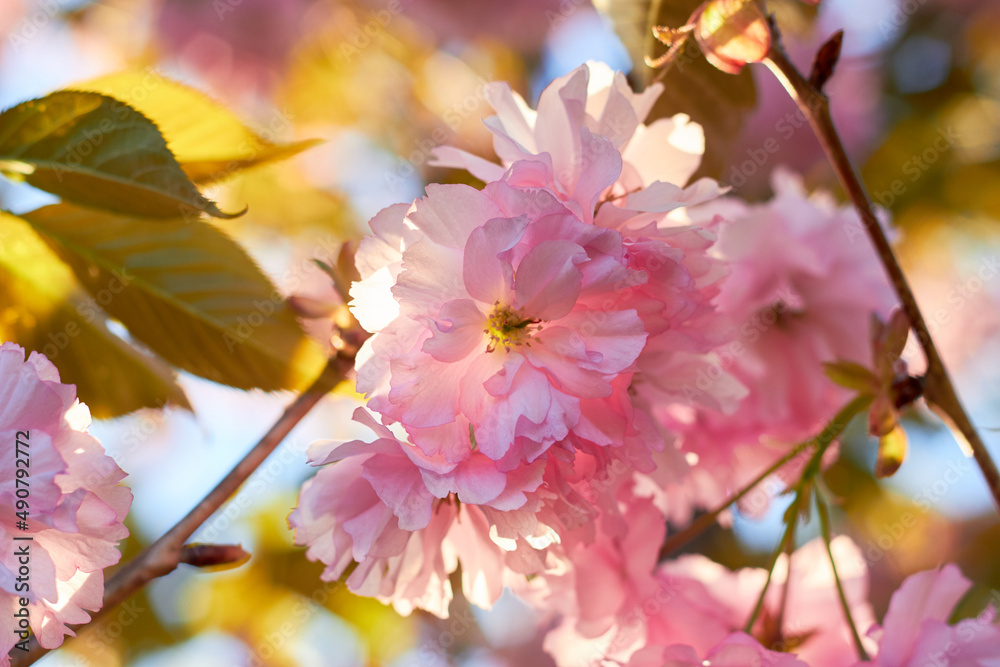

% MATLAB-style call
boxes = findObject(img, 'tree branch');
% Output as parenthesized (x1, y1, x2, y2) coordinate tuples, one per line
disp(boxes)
(12, 355, 349, 666)
(761, 30, 1000, 514)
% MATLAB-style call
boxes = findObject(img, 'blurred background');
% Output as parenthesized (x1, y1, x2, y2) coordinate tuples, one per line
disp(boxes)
(1, 0, 999, 664)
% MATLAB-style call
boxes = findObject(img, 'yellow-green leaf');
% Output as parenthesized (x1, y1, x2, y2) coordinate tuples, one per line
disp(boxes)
(823, 360, 879, 393)
(0, 212, 190, 418)
(875, 424, 908, 478)
(21, 203, 329, 392)
(73, 71, 321, 185)
(0, 91, 240, 219)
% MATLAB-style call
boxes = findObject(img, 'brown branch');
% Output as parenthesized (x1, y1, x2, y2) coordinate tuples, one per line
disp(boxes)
(761, 30, 1000, 513)
(11, 355, 348, 666)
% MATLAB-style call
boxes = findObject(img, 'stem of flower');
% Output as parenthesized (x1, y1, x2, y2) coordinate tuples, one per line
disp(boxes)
(761, 32, 1000, 514)
(816, 492, 871, 661)
(658, 395, 869, 560)
(744, 496, 798, 634)
(658, 440, 814, 560)
(11, 356, 347, 667)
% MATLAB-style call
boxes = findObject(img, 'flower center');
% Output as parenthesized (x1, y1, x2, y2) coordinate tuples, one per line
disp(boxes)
(484, 302, 541, 353)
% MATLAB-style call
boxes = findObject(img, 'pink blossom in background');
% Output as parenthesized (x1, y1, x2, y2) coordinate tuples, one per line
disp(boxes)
(650, 536, 875, 666)
(0, 343, 131, 660)
(658, 169, 896, 517)
(529, 490, 670, 666)
(856, 563, 1000, 666)
(155, 0, 316, 100)
(537, 534, 874, 666)
(707, 168, 895, 443)
(627, 632, 811, 667)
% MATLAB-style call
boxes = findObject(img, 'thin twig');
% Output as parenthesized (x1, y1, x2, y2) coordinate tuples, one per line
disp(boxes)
(762, 32, 1000, 514)
(658, 395, 869, 560)
(744, 497, 799, 633)
(816, 492, 871, 661)
(658, 439, 814, 560)
(12, 356, 347, 666)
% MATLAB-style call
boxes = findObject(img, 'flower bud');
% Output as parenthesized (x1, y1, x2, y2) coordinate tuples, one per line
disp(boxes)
(694, 0, 771, 74)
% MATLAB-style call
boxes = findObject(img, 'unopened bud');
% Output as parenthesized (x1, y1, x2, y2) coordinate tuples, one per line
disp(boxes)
(694, 0, 771, 74)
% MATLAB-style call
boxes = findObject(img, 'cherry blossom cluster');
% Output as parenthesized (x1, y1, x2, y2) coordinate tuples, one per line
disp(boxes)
(291, 63, 1000, 665)
(0, 343, 132, 665)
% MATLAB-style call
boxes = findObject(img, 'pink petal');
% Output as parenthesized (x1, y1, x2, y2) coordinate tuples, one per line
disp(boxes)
(429, 146, 506, 183)
(422, 299, 487, 363)
(361, 453, 436, 531)
(463, 217, 528, 304)
(879, 564, 971, 665)
(407, 183, 503, 250)
(515, 240, 587, 321)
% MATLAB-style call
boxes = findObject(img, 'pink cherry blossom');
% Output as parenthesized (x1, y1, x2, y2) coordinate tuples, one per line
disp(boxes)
(658, 169, 896, 517)
(351, 176, 656, 465)
(538, 533, 873, 666)
(627, 633, 811, 667)
(290, 407, 556, 618)
(529, 490, 670, 666)
(431, 61, 722, 225)
(0, 343, 131, 659)
(857, 564, 1000, 666)
(650, 536, 875, 666)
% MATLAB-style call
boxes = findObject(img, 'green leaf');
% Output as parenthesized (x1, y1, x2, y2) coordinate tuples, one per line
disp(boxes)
(0, 91, 242, 219)
(20, 203, 330, 392)
(597, 0, 757, 180)
(0, 212, 191, 418)
(72, 71, 321, 185)
(823, 360, 878, 393)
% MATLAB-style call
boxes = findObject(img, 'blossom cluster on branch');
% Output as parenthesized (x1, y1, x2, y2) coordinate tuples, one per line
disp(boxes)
(289, 62, 1000, 664)
(0, 343, 131, 666)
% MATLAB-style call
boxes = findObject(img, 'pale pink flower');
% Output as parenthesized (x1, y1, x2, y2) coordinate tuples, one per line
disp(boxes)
(627, 633, 811, 667)
(350, 177, 655, 465)
(857, 564, 1000, 666)
(432, 61, 722, 226)
(533, 492, 670, 666)
(0, 343, 131, 658)
(290, 408, 556, 618)
(650, 536, 875, 666)
(708, 168, 895, 442)
(539, 534, 872, 666)
(658, 169, 896, 516)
